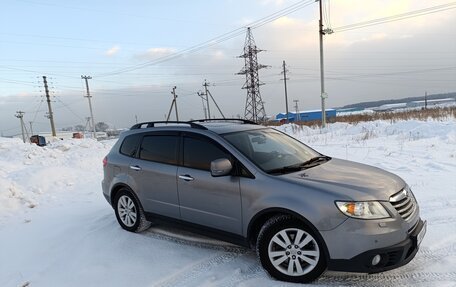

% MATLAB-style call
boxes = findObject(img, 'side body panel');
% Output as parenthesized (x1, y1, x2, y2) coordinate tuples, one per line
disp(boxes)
(177, 166, 242, 234)
(130, 158, 180, 219)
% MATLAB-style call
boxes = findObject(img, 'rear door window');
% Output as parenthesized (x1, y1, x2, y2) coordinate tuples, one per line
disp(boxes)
(139, 135, 179, 165)
(119, 134, 142, 157)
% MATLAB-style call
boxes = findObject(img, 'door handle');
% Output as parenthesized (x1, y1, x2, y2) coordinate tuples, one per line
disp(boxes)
(179, 174, 194, 181)
(130, 165, 142, 171)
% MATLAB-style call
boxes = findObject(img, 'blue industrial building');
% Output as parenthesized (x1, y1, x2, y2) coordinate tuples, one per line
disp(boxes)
(276, 109, 336, 122)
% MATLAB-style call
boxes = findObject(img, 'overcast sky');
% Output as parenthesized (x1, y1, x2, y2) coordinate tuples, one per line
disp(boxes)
(1, 0, 455, 136)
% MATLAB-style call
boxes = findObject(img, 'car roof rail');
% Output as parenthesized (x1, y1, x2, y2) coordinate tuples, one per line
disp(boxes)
(130, 121, 207, 130)
(189, 118, 259, 125)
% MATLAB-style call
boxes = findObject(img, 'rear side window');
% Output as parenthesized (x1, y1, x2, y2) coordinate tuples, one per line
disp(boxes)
(120, 134, 141, 157)
(139, 135, 179, 165)
(183, 137, 230, 171)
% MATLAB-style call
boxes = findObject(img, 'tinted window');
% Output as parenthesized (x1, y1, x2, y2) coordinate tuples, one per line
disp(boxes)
(120, 134, 141, 157)
(139, 135, 179, 165)
(183, 137, 230, 171)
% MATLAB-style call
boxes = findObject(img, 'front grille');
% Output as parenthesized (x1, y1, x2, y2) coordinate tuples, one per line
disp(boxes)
(385, 250, 402, 267)
(390, 189, 416, 221)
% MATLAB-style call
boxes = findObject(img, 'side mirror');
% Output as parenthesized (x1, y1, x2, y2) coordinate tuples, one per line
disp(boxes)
(210, 158, 232, 177)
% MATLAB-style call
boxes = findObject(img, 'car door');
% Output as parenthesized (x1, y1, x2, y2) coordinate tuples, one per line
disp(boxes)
(129, 132, 180, 219)
(177, 133, 243, 235)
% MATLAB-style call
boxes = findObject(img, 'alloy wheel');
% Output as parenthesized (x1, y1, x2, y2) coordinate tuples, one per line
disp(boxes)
(117, 195, 137, 227)
(267, 228, 320, 276)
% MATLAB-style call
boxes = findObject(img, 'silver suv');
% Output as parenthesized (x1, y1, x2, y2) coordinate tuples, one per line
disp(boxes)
(102, 119, 426, 283)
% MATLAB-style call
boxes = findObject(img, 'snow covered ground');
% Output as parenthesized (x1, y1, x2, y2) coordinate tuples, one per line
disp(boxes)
(0, 119, 455, 287)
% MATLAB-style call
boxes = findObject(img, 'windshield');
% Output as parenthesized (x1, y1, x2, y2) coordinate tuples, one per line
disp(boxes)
(223, 128, 323, 174)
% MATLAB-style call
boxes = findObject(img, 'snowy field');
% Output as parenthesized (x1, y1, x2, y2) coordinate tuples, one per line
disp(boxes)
(0, 119, 455, 287)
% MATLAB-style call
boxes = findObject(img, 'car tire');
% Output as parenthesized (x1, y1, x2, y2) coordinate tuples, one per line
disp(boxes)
(256, 215, 327, 283)
(114, 188, 151, 233)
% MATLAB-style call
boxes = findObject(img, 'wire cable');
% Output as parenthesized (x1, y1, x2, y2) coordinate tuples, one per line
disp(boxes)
(333, 2, 456, 33)
(95, 0, 315, 77)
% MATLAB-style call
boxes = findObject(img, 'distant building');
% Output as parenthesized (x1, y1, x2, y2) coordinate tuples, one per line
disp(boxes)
(370, 98, 456, 112)
(372, 103, 407, 112)
(276, 109, 336, 122)
(336, 107, 374, 116)
(407, 98, 456, 108)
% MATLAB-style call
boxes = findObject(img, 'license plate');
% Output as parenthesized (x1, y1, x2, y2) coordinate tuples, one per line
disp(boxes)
(417, 220, 427, 246)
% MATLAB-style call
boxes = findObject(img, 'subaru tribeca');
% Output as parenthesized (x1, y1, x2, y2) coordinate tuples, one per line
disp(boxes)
(102, 119, 426, 283)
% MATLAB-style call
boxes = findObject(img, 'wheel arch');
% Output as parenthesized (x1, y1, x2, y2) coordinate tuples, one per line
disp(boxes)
(247, 208, 330, 261)
(110, 183, 134, 206)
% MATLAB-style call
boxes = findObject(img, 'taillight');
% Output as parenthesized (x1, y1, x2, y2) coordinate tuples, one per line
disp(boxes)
(103, 156, 108, 167)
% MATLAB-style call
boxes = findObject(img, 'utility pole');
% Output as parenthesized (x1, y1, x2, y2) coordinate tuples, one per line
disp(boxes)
(203, 80, 225, 119)
(135, 115, 138, 124)
(203, 80, 211, 119)
(81, 75, 97, 139)
(425, 91, 428, 109)
(29, 121, 34, 135)
(84, 117, 91, 133)
(281, 60, 290, 123)
(318, 0, 333, 128)
(43, 76, 56, 137)
(15, 111, 26, 143)
(166, 86, 179, 121)
(197, 92, 208, 119)
(293, 100, 300, 122)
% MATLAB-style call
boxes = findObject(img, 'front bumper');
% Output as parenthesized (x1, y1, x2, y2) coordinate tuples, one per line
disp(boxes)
(328, 219, 426, 273)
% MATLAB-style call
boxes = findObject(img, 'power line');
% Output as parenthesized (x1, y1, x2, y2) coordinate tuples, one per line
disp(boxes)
(95, 0, 315, 78)
(0, 77, 37, 86)
(333, 2, 456, 33)
(322, 0, 332, 30)
(0, 65, 79, 79)
(55, 97, 85, 122)
(32, 99, 44, 123)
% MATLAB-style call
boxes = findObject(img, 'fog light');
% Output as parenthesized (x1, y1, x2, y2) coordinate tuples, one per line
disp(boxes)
(371, 254, 381, 266)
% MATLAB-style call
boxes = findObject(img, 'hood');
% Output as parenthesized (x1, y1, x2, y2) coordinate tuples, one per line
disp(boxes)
(280, 158, 405, 201)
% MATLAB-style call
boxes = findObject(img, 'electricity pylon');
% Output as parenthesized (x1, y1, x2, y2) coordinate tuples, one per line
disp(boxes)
(238, 27, 267, 122)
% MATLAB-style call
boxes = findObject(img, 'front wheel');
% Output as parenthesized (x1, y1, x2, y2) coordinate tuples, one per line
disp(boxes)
(114, 188, 151, 233)
(256, 215, 327, 283)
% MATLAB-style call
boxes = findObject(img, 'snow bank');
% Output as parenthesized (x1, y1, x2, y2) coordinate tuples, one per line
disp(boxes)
(0, 138, 113, 219)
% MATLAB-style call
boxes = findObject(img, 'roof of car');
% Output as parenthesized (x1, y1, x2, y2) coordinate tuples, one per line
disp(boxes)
(128, 119, 266, 135)
(197, 122, 265, 134)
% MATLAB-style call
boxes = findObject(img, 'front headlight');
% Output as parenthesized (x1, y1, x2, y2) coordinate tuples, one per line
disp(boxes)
(336, 201, 390, 219)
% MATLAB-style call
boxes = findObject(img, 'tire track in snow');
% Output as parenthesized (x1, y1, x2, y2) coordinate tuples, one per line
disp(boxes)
(141, 227, 456, 286)
(217, 270, 456, 287)
(421, 200, 456, 211)
(426, 216, 456, 226)
(144, 228, 249, 287)
(152, 250, 247, 287)
(315, 272, 456, 286)
(219, 263, 264, 287)
(143, 227, 265, 287)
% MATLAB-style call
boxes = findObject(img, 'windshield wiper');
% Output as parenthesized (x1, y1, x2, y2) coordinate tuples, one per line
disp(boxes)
(266, 156, 331, 175)
(266, 165, 304, 175)
(300, 155, 331, 167)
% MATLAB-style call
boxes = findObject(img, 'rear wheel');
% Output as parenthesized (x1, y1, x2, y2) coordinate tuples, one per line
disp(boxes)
(256, 215, 326, 283)
(114, 188, 151, 232)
